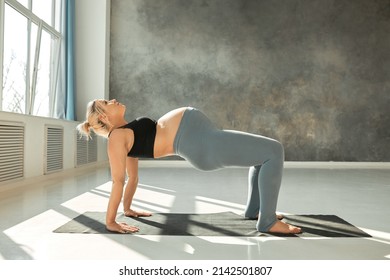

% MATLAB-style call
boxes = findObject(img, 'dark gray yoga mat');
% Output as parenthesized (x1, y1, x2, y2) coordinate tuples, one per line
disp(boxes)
(53, 212, 371, 237)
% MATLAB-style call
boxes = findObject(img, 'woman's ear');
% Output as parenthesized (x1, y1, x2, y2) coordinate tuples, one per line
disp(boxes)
(98, 114, 108, 124)
(98, 114, 113, 129)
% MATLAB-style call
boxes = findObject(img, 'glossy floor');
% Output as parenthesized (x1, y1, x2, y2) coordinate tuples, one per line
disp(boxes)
(0, 162, 389, 260)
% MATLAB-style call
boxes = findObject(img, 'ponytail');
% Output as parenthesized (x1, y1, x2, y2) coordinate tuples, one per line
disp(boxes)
(76, 121, 93, 139)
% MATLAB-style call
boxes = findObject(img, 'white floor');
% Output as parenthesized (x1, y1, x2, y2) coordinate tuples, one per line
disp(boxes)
(0, 161, 389, 260)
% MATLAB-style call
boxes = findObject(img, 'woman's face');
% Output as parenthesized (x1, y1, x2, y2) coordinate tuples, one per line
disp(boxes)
(97, 99, 126, 119)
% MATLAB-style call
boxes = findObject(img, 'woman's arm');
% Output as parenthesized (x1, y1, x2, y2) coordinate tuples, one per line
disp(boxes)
(106, 130, 139, 233)
(123, 157, 138, 214)
(123, 157, 152, 217)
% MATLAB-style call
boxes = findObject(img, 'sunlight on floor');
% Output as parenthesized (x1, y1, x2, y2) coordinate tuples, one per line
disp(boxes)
(1, 164, 389, 260)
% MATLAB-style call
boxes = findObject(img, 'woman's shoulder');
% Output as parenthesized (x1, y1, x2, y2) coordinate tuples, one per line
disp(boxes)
(108, 127, 133, 141)
(107, 127, 134, 153)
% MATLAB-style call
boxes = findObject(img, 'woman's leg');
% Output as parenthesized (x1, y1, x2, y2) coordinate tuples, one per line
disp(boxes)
(244, 165, 261, 219)
(210, 129, 284, 231)
(174, 108, 300, 233)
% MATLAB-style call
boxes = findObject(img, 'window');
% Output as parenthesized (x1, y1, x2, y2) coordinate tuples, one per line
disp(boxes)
(0, 0, 63, 118)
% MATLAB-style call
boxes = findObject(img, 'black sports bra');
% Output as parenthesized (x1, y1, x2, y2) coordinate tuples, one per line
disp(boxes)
(115, 117, 157, 158)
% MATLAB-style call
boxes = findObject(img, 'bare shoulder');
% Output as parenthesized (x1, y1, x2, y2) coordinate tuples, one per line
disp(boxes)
(107, 129, 134, 155)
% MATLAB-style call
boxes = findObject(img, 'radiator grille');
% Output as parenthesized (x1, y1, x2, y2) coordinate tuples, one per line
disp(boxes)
(76, 132, 98, 166)
(45, 126, 64, 174)
(0, 122, 25, 182)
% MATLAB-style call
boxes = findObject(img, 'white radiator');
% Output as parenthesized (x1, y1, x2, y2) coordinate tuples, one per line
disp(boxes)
(76, 132, 98, 166)
(0, 121, 25, 182)
(44, 125, 64, 174)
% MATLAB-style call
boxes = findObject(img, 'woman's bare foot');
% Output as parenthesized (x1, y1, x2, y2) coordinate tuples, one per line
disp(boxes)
(268, 220, 302, 234)
(276, 214, 284, 220)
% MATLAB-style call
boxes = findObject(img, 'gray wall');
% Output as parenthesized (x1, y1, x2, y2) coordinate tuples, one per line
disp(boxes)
(109, 0, 390, 161)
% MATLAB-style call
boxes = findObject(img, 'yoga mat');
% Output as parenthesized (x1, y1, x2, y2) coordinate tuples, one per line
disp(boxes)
(53, 212, 371, 237)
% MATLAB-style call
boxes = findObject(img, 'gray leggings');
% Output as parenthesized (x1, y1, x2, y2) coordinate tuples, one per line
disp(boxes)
(173, 107, 284, 232)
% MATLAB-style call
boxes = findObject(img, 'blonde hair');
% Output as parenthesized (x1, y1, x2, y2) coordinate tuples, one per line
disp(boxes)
(77, 100, 112, 139)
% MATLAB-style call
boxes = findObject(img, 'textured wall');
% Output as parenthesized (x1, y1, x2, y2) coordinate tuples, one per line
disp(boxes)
(110, 0, 390, 161)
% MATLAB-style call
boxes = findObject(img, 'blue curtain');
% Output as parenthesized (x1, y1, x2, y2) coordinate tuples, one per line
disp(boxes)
(65, 0, 76, 120)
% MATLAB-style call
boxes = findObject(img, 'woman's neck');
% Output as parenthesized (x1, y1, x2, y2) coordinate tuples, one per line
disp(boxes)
(107, 117, 127, 133)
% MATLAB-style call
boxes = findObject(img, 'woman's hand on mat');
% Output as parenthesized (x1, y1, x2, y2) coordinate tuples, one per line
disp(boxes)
(106, 221, 139, 234)
(124, 209, 152, 218)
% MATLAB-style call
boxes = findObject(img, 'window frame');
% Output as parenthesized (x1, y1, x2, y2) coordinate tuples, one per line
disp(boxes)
(0, 0, 63, 117)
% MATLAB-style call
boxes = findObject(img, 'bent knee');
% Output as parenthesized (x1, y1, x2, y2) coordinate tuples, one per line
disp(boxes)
(271, 140, 284, 160)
